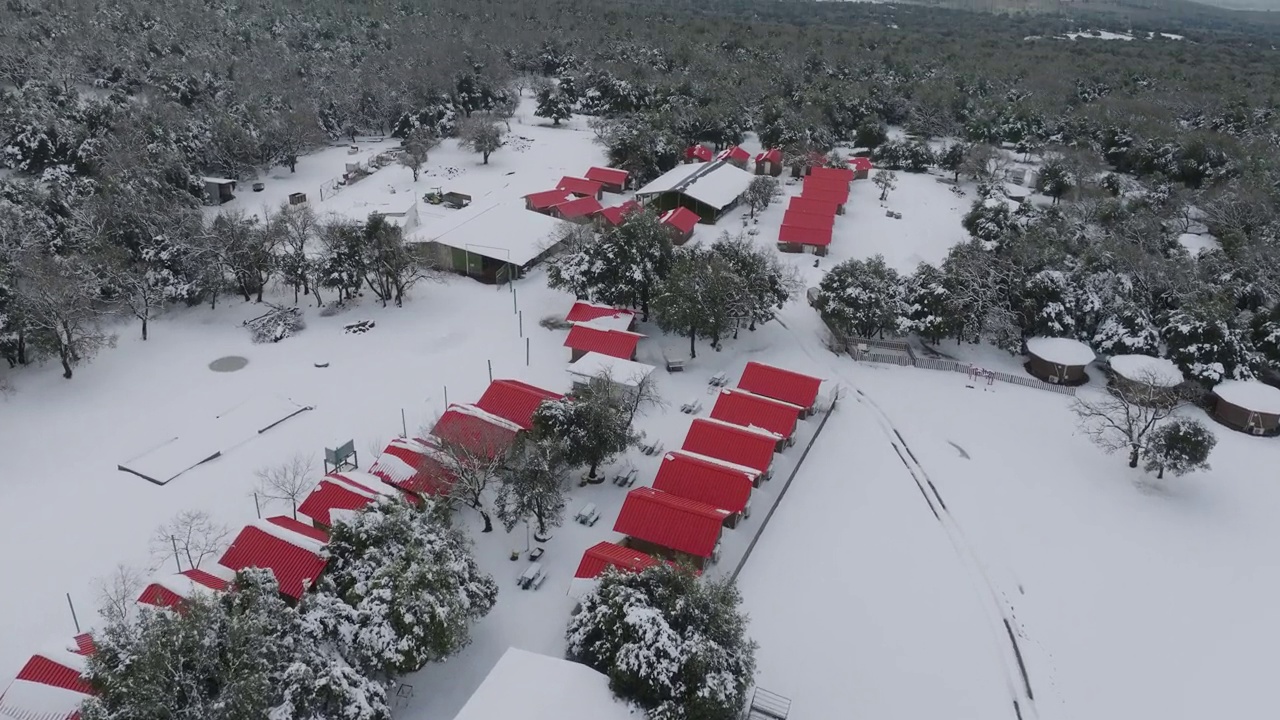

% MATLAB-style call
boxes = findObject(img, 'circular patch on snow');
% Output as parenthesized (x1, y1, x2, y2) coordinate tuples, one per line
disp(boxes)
(209, 356, 249, 372)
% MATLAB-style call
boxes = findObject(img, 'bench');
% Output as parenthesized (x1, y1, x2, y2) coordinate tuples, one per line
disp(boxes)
(613, 467, 638, 487)
(709, 371, 728, 387)
(639, 439, 664, 456)
(575, 503, 598, 525)
(518, 562, 544, 590)
(680, 398, 703, 414)
(531, 572, 548, 590)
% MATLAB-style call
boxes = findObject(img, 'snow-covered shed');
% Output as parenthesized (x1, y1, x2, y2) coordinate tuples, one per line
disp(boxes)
(1211, 380, 1280, 436)
(754, 148, 783, 176)
(569, 541, 659, 599)
(684, 144, 713, 163)
(550, 195, 604, 224)
(682, 417, 779, 482)
(566, 352, 656, 395)
(452, 647, 634, 720)
(659, 206, 700, 245)
(524, 189, 576, 214)
(556, 176, 604, 201)
(297, 477, 381, 529)
(0, 649, 93, 720)
(1025, 337, 1095, 385)
(651, 450, 757, 528)
(709, 388, 802, 448)
(217, 517, 328, 602)
(585, 166, 630, 194)
(777, 224, 833, 256)
(201, 176, 236, 206)
(613, 487, 727, 569)
(364, 439, 449, 499)
(717, 145, 751, 169)
(564, 301, 637, 332)
(563, 322, 644, 362)
(596, 200, 641, 228)
(635, 158, 756, 223)
(136, 567, 233, 609)
(410, 200, 565, 284)
(1108, 355, 1185, 399)
(475, 379, 563, 430)
(737, 362, 824, 417)
(848, 156, 874, 179)
(428, 403, 523, 459)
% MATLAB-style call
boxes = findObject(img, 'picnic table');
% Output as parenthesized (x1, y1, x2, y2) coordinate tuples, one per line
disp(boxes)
(613, 466, 638, 487)
(518, 562, 544, 590)
(708, 371, 728, 387)
(680, 398, 703, 414)
(575, 503, 599, 526)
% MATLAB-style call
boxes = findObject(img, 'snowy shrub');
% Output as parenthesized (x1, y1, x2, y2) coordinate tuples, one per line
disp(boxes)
(567, 564, 757, 720)
(1144, 418, 1216, 480)
(531, 392, 635, 480)
(814, 255, 904, 339)
(871, 139, 935, 172)
(962, 197, 1015, 249)
(1249, 307, 1280, 370)
(901, 262, 956, 344)
(247, 304, 306, 343)
(1018, 270, 1092, 340)
(1093, 305, 1161, 356)
(308, 497, 497, 676)
(1161, 309, 1256, 384)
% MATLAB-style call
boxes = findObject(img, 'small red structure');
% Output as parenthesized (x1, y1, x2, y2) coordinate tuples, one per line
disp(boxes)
(788, 196, 839, 217)
(564, 323, 644, 361)
(754, 148, 783, 176)
(585, 166, 630, 193)
(68, 634, 96, 657)
(848, 156, 874, 179)
(803, 176, 851, 202)
(597, 200, 641, 228)
(710, 387, 802, 445)
(298, 477, 380, 529)
(429, 403, 523, 459)
(684, 144, 713, 163)
(717, 145, 751, 168)
(809, 165, 855, 186)
(682, 417, 780, 480)
(798, 185, 847, 213)
(1, 649, 94, 720)
(613, 487, 727, 569)
(792, 150, 829, 178)
(574, 541, 658, 579)
(777, 225, 833, 255)
(737, 361, 823, 416)
(13, 651, 93, 696)
(365, 438, 447, 498)
(476, 379, 563, 430)
(552, 196, 604, 224)
(781, 209, 835, 231)
(565, 300, 637, 331)
(659, 206, 700, 245)
(524, 189, 575, 214)
(137, 567, 233, 610)
(557, 176, 605, 200)
(218, 518, 328, 601)
(651, 450, 758, 528)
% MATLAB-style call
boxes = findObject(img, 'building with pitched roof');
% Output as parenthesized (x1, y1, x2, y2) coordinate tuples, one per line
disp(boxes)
(612, 487, 726, 569)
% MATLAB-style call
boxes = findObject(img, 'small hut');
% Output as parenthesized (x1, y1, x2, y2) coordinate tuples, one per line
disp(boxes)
(1211, 380, 1280, 435)
(754, 148, 783, 176)
(849, 156, 873, 180)
(585, 166, 630, 194)
(202, 177, 237, 205)
(684, 144, 713, 163)
(1024, 337, 1095, 385)
(1108, 355, 1184, 402)
(717, 145, 751, 169)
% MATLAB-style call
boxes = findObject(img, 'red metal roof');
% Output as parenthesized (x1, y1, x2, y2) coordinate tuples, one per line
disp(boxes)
(14, 654, 92, 696)
(788, 196, 838, 217)
(218, 523, 327, 601)
(0, 677, 90, 720)
(799, 186, 847, 206)
(68, 635, 95, 657)
(614, 487, 726, 558)
(557, 176, 604, 198)
(554, 196, 603, 219)
(597, 201, 641, 227)
(363, 440, 444, 502)
(685, 145, 713, 162)
(778, 224, 833, 247)
(566, 300, 636, 325)
(298, 480, 375, 528)
(573, 541, 658, 579)
(718, 145, 750, 162)
(137, 568, 232, 609)
(525, 189, 575, 210)
(755, 148, 782, 164)
(682, 417, 779, 473)
(809, 166, 855, 184)
(586, 166, 630, 186)
(266, 515, 330, 543)
(430, 404, 522, 459)
(849, 156, 874, 171)
(652, 451, 755, 514)
(660, 207, 700, 234)
(738, 361, 823, 408)
(781, 209, 835, 231)
(564, 323, 643, 359)
(371, 443, 457, 497)
(710, 388, 802, 438)
(475, 379, 563, 430)
(136, 583, 187, 610)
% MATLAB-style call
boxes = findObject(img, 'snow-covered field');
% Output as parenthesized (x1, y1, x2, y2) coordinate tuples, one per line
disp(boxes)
(2, 97, 1277, 720)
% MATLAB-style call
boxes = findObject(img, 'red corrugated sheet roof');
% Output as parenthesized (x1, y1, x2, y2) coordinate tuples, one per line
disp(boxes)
(809, 166, 855, 183)
(849, 156, 874, 171)
(781, 209, 835, 231)
(266, 515, 330, 543)
(566, 300, 636, 325)
(574, 541, 658, 579)
(799, 186, 847, 206)
(137, 568, 232, 609)
(298, 480, 375, 528)
(364, 440, 442, 502)
(710, 387, 802, 438)
(755, 148, 782, 164)
(14, 654, 92, 696)
(586, 166, 629, 186)
(598, 201, 641, 227)
(719, 145, 750, 162)
(685, 145, 713, 162)
(557, 176, 604, 198)
(682, 417, 779, 473)
(613, 487, 726, 558)
(0, 676, 91, 720)
(218, 522, 327, 601)
(652, 451, 755, 514)
(660, 207, 700, 234)
(778, 225, 833, 247)
(475, 379, 563, 430)
(372, 442, 457, 497)
(788, 196, 838, 217)
(525, 189, 575, 210)
(564, 323, 643, 359)
(68, 635, 95, 657)
(430, 404, 522, 459)
(738, 361, 823, 409)
(554, 195, 603, 219)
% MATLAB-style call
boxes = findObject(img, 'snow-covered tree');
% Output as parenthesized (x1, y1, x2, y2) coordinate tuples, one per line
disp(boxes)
(814, 255, 904, 339)
(398, 127, 439, 182)
(1072, 379, 1186, 468)
(531, 390, 635, 480)
(871, 140, 935, 173)
(272, 203, 322, 306)
(317, 217, 368, 303)
(567, 564, 757, 720)
(873, 170, 898, 202)
(938, 143, 967, 182)
(495, 437, 571, 537)
(710, 233, 800, 332)
(11, 250, 115, 379)
(311, 497, 497, 677)
(742, 176, 780, 218)
(1093, 303, 1161, 356)
(1248, 305, 1280, 370)
(652, 246, 741, 357)
(1161, 308, 1256, 384)
(1036, 159, 1071, 204)
(1143, 417, 1216, 480)
(901, 262, 956, 344)
(534, 81, 573, 126)
(360, 214, 429, 307)
(548, 210, 673, 320)
(962, 197, 1016, 250)
(1018, 269, 1090, 339)
(213, 211, 277, 303)
(459, 116, 504, 164)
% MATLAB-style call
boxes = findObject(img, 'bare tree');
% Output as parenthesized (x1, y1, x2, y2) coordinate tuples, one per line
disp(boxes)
(459, 115, 505, 165)
(272, 202, 321, 306)
(12, 251, 116, 379)
(961, 144, 1008, 184)
(254, 453, 317, 518)
(398, 127, 439, 182)
(149, 510, 232, 572)
(428, 429, 509, 533)
(874, 170, 899, 202)
(94, 564, 145, 623)
(1072, 373, 1185, 468)
(743, 176, 781, 218)
(361, 214, 438, 307)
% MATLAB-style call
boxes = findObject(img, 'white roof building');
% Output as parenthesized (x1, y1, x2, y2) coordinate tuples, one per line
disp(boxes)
(635, 159, 755, 211)
(1109, 355, 1184, 387)
(411, 200, 565, 267)
(453, 648, 635, 720)
(567, 352, 656, 388)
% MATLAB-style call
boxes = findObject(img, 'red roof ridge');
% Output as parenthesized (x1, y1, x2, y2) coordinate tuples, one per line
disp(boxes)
(665, 449, 762, 479)
(445, 402, 526, 433)
(568, 321, 645, 338)
(635, 486, 729, 518)
(721, 386, 804, 409)
(254, 517, 328, 552)
(696, 416, 783, 440)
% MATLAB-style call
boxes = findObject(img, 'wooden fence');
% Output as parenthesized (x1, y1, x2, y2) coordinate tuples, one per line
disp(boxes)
(844, 337, 1078, 396)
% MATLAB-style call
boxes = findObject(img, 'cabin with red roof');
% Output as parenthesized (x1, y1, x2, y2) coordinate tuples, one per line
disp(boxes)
(682, 417, 780, 482)
(803, 175, 851, 202)
(597, 200, 641, 228)
(777, 225, 833, 256)
(781, 209, 835, 231)
(1, 649, 94, 720)
(651, 450, 758, 528)
(565, 301, 637, 332)
(564, 323, 644, 362)
(551, 196, 603, 224)
(798, 184, 846, 214)
(791, 150, 830, 178)
(363, 439, 448, 500)
(429, 403, 523, 460)
(717, 145, 751, 169)
(524, 189, 575, 214)
(659, 206, 700, 245)
(849, 156, 874, 179)
(738, 361, 824, 417)
(475, 379, 563, 430)
(788, 196, 838, 217)
(613, 487, 726, 569)
(684, 144, 713, 163)
(754, 148, 783, 177)
(568, 541, 659, 599)
(585, 166, 630, 193)
(218, 518, 328, 601)
(809, 165, 855, 186)
(557, 176, 604, 201)
(137, 567, 233, 610)
(710, 388, 802, 447)
(297, 477, 381, 529)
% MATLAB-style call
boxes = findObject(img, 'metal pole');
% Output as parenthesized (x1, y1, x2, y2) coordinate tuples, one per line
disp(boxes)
(254, 492, 262, 519)
(519, 310, 523, 337)
(487, 359, 493, 383)
(444, 385, 449, 407)
(171, 535, 182, 572)
(401, 408, 408, 438)
(66, 594, 80, 634)
(526, 337, 530, 367)
(526, 522, 531, 553)
(512, 285, 517, 313)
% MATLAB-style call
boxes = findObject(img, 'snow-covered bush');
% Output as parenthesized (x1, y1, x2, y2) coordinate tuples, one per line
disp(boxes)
(1144, 418, 1216, 480)
(901, 262, 955, 344)
(567, 564, 757, 720)
(1018, 269, 1093, 340)
(814, 255, 904, 339)
(1093, 305, 1161, 356)
(308, 497, 498, 676)
(1161, 309, 1256, 384)
(247, 304, 305, 343)
(871, 139, 935, 172)
(962, 197, 1016, 249)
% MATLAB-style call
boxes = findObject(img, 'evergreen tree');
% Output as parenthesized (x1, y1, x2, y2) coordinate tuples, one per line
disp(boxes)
(534, 82, 573, 126)
(567, 564, 757, 720)
(1144, 418, 1216, 479)
(311, 497, 498, 677)
(939, 143, 967, 182)
(1162, 308, 1256, 384)
(814, 255, 904, 339)
(710, 234, 800, 332)
(495, 436, 571, 536)
(651, 246, 740, 357)
(742, 176, 780, 218)
(1018, 269, 1090, 339)
(962, 197, 1016, 250)
(873, 170, 898, 201)
(546, 210, 673, 320)
(1093, 304, 1161, 356)
(902, 262, 956, 344)
(530, 390, 635, 480)
(1036, 159, 1072, 204)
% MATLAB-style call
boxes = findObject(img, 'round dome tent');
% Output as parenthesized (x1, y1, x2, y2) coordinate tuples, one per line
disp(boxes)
(1108, 355, 1184, 401)
(1024, 337, 1095, 386)
(1211, 380, 1280, 436)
